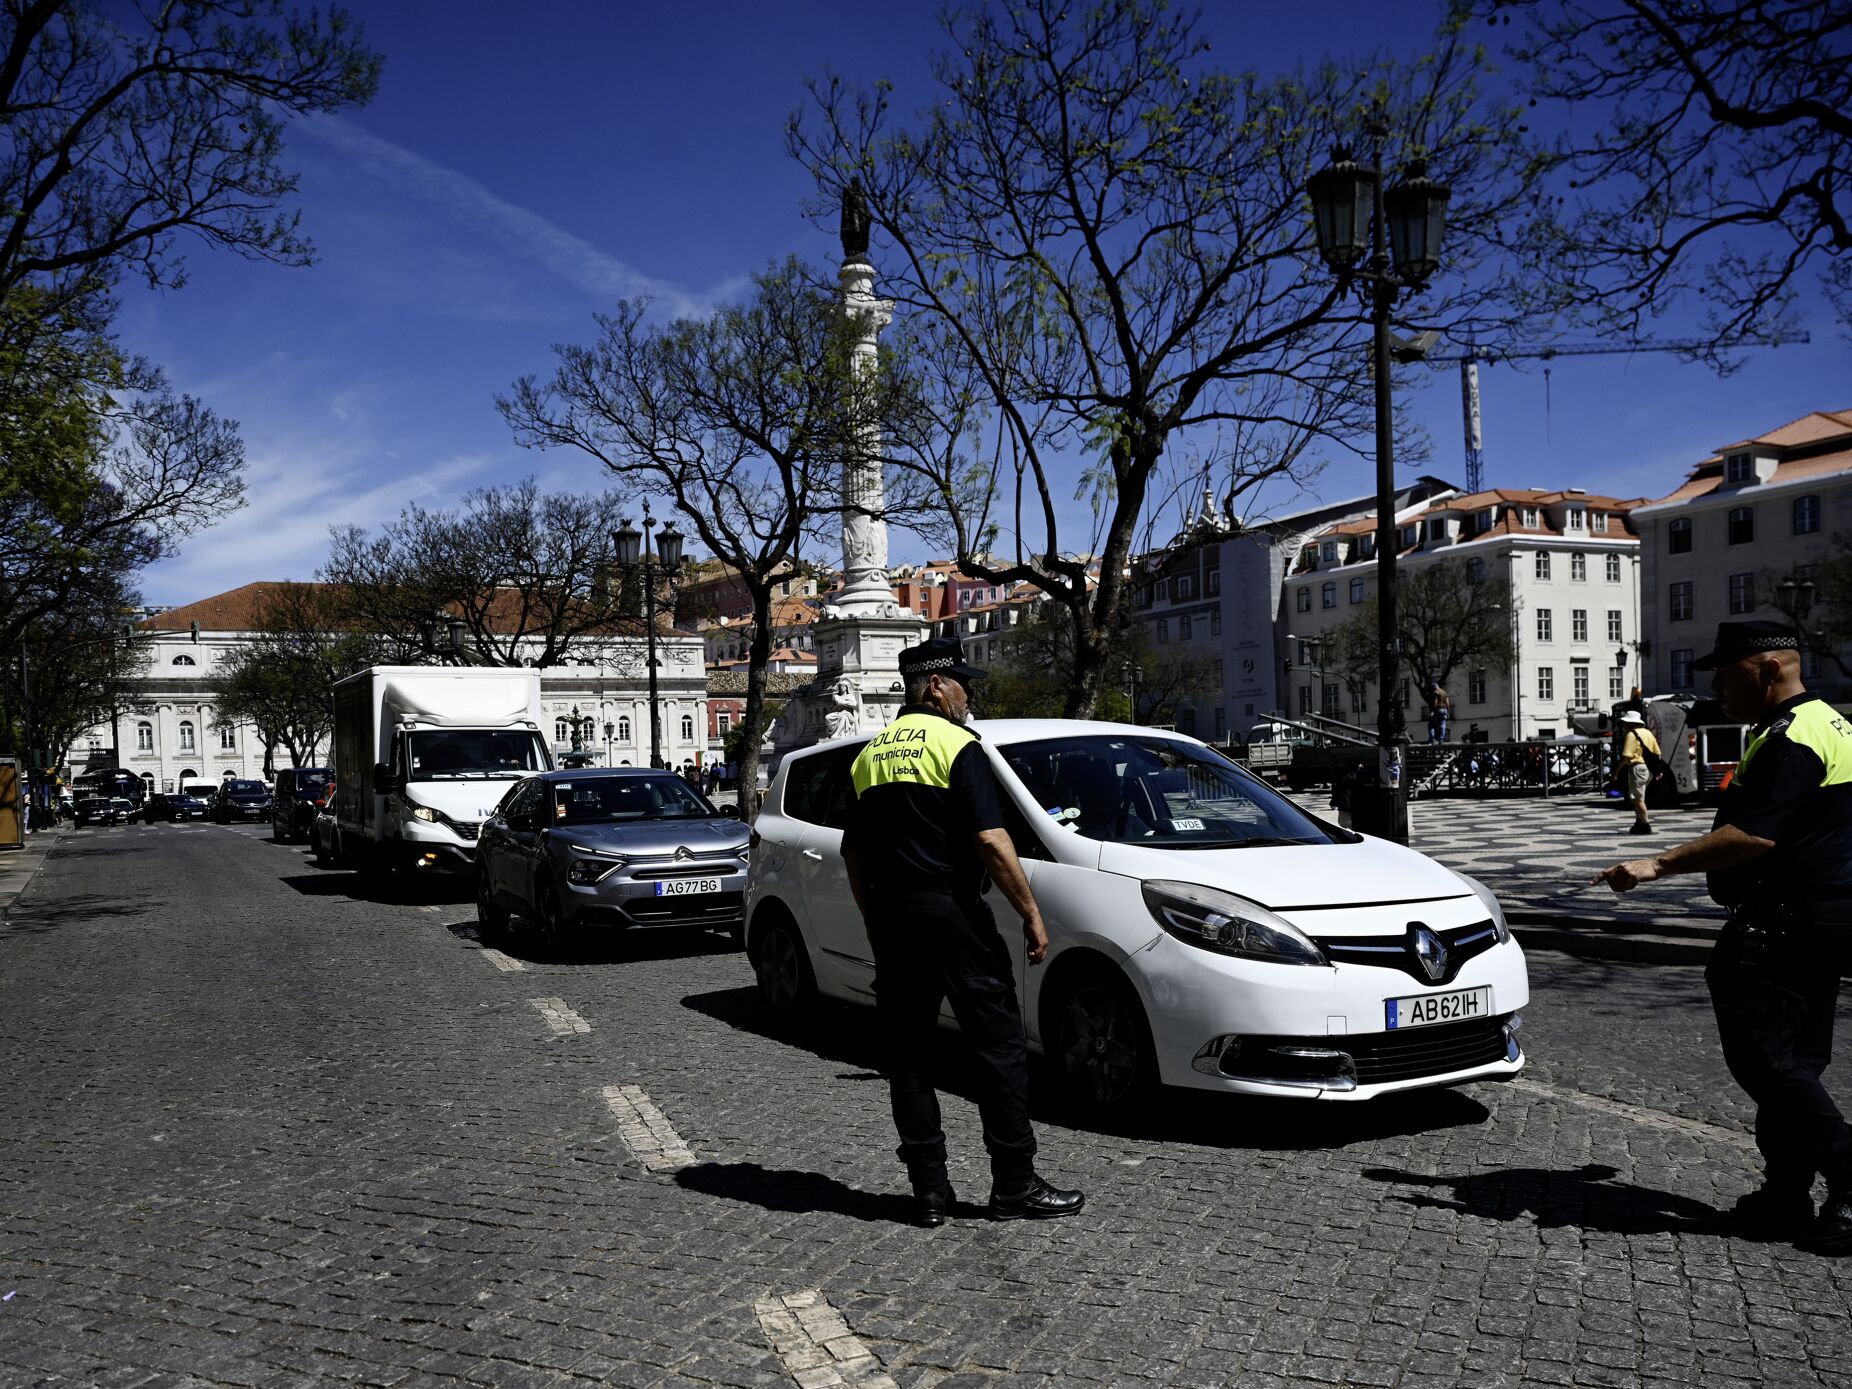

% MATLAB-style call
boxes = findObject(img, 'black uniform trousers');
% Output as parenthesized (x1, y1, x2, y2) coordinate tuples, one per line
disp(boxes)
(1706, 917, 1852, 1194)
(866, 888, 1037, 1189)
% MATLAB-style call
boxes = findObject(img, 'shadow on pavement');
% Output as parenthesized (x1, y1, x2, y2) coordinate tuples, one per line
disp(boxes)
(682, 983, 1495, 1151)
(0, 892, 147, 934)
(278, 873, 474, 906)
(1361, 1162, 1726, 1237)
(449, 919, 741, 965)
(674, 1161, 930, 1223)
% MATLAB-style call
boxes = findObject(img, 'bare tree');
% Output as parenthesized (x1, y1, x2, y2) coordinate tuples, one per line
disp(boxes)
(1497, 0, 1852, 343)
(794, 0, 1524, 718)
(500, 260, 905, 818)
(1325, 561, 1516, 708)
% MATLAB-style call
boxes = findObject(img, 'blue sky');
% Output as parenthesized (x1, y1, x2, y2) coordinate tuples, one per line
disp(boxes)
(119, 1, 1850, 607)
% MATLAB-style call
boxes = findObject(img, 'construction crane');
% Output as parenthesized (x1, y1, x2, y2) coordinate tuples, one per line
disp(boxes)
(1419, 334, 1810, 492)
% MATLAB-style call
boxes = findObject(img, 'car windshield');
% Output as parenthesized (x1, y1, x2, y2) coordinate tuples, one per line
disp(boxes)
(549, 775, 716, 824)
(999, 734, 1338, 849)
(293, 771, 332, 792)
(409, 730, 548, 780)
(226, 780, 266, 795)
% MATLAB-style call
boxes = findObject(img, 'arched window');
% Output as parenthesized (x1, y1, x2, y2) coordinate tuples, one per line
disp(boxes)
(135, 721, 153, 752)
(219, 724, 236, 751)
(172, 654, 196, 666)
(178, 720, 196, 751)
(618, 717, 631, 741)
(680, 714, 695, 742)
(554, 717, 569, 743)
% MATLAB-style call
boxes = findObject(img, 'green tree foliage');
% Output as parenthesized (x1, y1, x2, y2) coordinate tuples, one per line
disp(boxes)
(0, 570, 149, 770)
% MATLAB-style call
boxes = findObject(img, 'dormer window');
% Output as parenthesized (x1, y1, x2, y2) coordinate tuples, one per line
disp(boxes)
(1520, 507, 1539, 528)
(1591, 511, 1608, 533)
(1478, 511, 1494, 533)
(1399, 526, 1417, 549)
(1566, 507, 1585, 530)
(1320, 540, 1338, 563)
(1726, 452, 1753, 485)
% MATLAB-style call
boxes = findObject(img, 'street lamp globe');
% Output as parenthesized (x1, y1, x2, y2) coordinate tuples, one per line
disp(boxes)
(656, 520, 684, 571)
(611, 519, 642, 569)
(1306, 148, 1373, 274)
(1383, 162, 1451, 287)
(1777, 575, 1818, 621)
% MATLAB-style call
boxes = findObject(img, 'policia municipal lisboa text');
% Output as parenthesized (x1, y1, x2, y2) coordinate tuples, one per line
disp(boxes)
(1595, 620, 1852, 1254)
(840, 637, 1084, 1227)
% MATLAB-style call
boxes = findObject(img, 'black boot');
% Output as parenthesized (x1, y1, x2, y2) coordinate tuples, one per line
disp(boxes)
(911, 1181, 955, 1228)
(1728, 1184, 1814, 1242)
(988, 1174, 1085, 1221)
(1797, 1192, 1852, 1255)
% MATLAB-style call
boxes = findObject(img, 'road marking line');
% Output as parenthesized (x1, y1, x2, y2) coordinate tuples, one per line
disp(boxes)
(754, 1290, 898, 1389)
(1509, 1078, 1756, 1152)
(528, 996, 590, 1035)
(480, 947, 527, 973)
(601, 1085, 696, 1171)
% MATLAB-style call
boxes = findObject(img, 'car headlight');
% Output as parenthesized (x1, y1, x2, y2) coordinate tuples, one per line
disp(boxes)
(1140, 880, 1329, 966)
(409, 804, 438, 822)
(566, 852, 625, 885)
(1454, 872, 1511, 944)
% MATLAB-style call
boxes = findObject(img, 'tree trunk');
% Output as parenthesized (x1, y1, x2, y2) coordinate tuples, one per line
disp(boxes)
(733, 585, 778, 821)
(1061, 452, 1148, 719)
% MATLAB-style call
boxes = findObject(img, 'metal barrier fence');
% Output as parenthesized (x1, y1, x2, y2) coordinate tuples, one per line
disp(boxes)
(1406, 740, 1611, 798)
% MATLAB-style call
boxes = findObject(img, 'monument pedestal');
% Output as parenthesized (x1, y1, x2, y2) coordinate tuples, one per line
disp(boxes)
(768, 606, 927, 769)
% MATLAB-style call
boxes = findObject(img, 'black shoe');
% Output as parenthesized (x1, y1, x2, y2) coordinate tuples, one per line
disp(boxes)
(1628, 822, 1654, 835)
(1797, 1193, 1852, 1255)
(1729, 1185, 1814, 1241)
(988, 1175, 1085, 1221)
(912, 1183, 954, 1229)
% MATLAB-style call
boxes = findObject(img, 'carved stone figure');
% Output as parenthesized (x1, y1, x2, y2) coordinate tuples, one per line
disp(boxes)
(840, 178, 872, 260)
(823, 676, 862, 740)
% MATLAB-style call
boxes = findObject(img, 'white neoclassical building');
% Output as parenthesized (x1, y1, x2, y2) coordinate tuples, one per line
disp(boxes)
(70, 582, 711, 795)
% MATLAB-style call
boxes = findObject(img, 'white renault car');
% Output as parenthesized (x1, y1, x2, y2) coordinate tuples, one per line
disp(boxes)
(746, 719, 1527, 1113)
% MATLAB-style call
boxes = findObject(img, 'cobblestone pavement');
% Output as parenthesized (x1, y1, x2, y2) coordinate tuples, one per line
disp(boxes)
(5, 821, 1852, 1388)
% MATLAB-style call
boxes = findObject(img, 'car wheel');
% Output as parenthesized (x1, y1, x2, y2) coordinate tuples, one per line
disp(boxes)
(1049, 966, 1156, 1117)
(530, 880, 567, 959)
(751, 911, 816, 1021)
(313, 823, 334, 868)
(476, 864, 510, 939)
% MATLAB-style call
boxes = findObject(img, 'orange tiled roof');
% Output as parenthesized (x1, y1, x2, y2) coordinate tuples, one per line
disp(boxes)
(139, 581, 663, 637)
(1651, 410, 1852, 506)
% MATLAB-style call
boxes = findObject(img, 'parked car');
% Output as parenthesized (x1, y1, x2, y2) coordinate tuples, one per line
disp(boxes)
(271, 767, 334, 842)
(475, 768, 749, 954)
(747, 719, 1529, 1116)
(212, 779, 272, 823)
(145, 792, 210, 823)
(73, 795, 127, 827)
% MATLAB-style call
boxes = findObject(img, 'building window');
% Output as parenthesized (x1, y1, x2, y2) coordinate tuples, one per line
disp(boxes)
(1298, 685, 1312, 716)
(1605, 553, 1622, 582)
(1156, 618, 1168, 644)
(1178, 708, 1197, 735)
(1296, 587, 1311, 613)
(219, 724, 236, 751)
(1607, 609, 1623, 642)
(1571, 609, 1588, 642)
(176, 720, 194, 752)
(1795, 495, 1822, 534)
(1465, 557, 1486, 584)
(136, 721, 153, 752)
(1213, 707, 1226, 739)
(1570, 552, 1586, 582)
(1521, 507, 1539, 527)
(1177, 574, 1193, 599)
(1399, 526, 1417, 549)
(1803, 648, 1823, 680)
(1670, 649, 1694, 689)
(1537, 667, 1554, 701)
(1728, 506, 1754, 544)
(1320, 541, 1338, 563)
(1179, 614, 1192, 640)
(172, 654, 196, 666)
(554, 717, 569, 743)
(1670, 581, 1693, 622)
(1534, 552, 1551, 580)
(1567, 507, 1585, 530)
(717, 711, 731, 735)
(1536, 608, 1553, 642)
(1210, 609, 1221, 636)
(680, 714, 695, 742)
(1592, 512, 1609, 533)
(1726, 452, 1753, 484)
(1468, 669, 1486, 704)
(1668, 518, 1692, 554)
(1351, 686, 1366, 713)
(1728, 572, 1756, 615)
(1349, 576, 1365, 603)
(1609, 667, 1625, 700)
(1322, 683, 1340, 717)
(1573, 665, 1590, 704)
(1320, 582, 1336, 609)
(618, 717, 631, 741)
(1207, 568, 1220, 596)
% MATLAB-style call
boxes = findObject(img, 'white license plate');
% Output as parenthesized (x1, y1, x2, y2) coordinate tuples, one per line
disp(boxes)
(655, 877, 721, 897)
(1385, 985, 1492, 1030)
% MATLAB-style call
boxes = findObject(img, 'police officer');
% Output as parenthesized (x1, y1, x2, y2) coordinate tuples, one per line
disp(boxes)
(840, 637, 1084, 1227)
(1594, 620, 1852, 1253)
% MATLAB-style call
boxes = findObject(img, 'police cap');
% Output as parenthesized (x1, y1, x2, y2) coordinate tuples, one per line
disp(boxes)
(1691, 619, 1801, 672)
(898, 635, 985, 685)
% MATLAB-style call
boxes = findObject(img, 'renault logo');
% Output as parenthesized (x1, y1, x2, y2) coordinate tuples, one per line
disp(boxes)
(673, 846, 693, 862)
(1410, 923, 1449, 983)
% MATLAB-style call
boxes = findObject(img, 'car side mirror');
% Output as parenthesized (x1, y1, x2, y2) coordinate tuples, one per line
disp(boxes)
(719, 804, 740, 819)
(372, 762, 396, 791)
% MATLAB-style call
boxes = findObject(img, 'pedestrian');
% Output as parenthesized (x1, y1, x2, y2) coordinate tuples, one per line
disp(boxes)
(839, 636, 1084, 1227)
(1426, 681, 1451, 743)
(1592, 620, 1852, 1253)
(1614, 709, 1661, 835)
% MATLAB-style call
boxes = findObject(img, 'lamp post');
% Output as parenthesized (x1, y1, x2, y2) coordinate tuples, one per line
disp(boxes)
(1307, 116, 1451, 843)
(604, 720, 615, 767)
(612, 501, 685, 769)
(1775, 574, 1819, 649)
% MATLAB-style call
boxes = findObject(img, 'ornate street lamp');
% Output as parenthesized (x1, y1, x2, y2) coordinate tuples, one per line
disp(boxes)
(1306, 115, 1451, 844)
(611, 501, 687, 769)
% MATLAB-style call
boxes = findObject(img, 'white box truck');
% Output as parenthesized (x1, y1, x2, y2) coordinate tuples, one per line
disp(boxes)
(325, 666, 552, 878)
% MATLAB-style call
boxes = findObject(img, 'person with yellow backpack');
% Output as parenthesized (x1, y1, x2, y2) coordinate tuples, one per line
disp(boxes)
(1614, 709, 1663, 835)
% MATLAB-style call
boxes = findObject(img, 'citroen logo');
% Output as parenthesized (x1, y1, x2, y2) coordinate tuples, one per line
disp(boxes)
(1410, 923, 1449, 983)
(673, 846, 693, 862)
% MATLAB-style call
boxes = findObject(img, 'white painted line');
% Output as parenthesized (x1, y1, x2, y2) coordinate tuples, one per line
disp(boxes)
(754, 1290, 898, 1389)
(528, 996, 590, 1035)
(601, 1085, 695, 1171)
(481, 947, 527, 973)
(1509, 1078, 1755, 1152)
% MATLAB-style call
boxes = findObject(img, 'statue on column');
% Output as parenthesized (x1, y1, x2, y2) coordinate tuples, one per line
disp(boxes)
(840, 178, 872, 261)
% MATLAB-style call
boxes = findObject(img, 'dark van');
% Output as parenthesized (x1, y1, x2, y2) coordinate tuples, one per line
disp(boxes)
(272, 766, 334, 842)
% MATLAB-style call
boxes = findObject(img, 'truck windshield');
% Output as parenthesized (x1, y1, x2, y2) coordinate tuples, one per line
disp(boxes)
(408, 730, 548, 780)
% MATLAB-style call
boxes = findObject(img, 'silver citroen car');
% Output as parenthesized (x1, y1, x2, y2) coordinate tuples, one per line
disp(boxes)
(475, 768, 749, 953)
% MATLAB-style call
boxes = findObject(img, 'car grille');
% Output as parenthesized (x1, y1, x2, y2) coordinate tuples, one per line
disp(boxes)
(632, 861, 740, 879)
(622, 891, 745, 925)
(1226, 1017, 1513, 1087)
(1314, 919, 1499, 986)
(454, 823, 480, 842)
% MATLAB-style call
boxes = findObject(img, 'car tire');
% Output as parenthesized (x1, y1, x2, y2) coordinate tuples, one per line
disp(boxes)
(531, 880, 567, 959)
(750, 909, 817, 1023)
(313, 823, 334, 868)
(1046, 963, 1157, 1119)
(476, 864, 510, 940)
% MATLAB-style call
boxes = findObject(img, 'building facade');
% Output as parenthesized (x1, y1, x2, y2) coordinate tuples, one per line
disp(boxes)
(1634, 410, 1852, 704)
